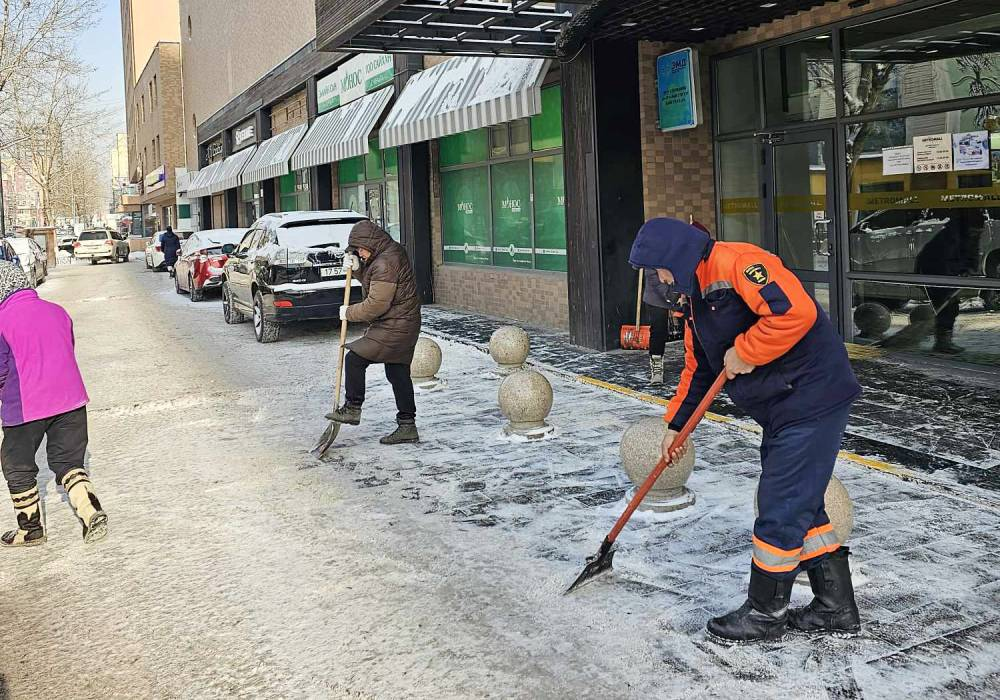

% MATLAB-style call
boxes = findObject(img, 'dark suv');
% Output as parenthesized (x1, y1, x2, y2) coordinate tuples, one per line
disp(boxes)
(220, 210, 366, 343)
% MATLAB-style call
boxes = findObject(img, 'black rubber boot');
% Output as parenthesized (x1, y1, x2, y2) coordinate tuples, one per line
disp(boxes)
(380, 420, 419, 445)
(325, 404, 362, 425)
(707, 567, 794, 645)
(933, 330, 965, 354)
(788, 547, 861, 637)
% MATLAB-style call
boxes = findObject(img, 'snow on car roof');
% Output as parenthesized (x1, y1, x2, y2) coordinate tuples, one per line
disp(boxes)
(258, 210, 366, 227)
(193, 228, 246, 247)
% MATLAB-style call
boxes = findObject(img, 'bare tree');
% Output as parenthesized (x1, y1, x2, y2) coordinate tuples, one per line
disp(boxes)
(0, 0, 97, 97)
(3, 63, 112, 225)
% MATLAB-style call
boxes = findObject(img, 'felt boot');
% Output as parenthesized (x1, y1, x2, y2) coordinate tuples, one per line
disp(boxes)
(380, 420, 419, 445)
(649, 355, 664, 385)
(61, 469, 108, 543)
(788, 547, 861, 637)
(0, 486, 46, 547)
(325, 404, 362, 425)
(707, 567, 793, 644)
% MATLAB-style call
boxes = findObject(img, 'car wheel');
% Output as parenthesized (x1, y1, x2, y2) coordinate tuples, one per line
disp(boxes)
(189, 275, 203, 302)
(253, 291, 280, 343)
(222, 283, 246, 324)
(90, 259, 97, 265)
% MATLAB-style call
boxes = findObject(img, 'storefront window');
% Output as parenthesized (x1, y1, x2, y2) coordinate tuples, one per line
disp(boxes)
(442, 167, 491, 265)
(491, 160, 533, 269)
(531, 85, 563, 151)
(533, 154, 567, 272)
(718, 138, 762, 246)
(279, 169, 310, 212)
(842, 1, 1000, 117)
(337, 144, 401, 241)
(763, 35, 836, 125)
(438, 86, 566, 272)
(239, 183, 260, 227)
(851, 281, 1000, 367)
(440, 129, 489, 166)
(846, 106, 1000, 279)
(715, 52, 760, 134)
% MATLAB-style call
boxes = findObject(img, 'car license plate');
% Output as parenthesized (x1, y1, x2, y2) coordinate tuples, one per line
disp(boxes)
(320, 266, 343, 279)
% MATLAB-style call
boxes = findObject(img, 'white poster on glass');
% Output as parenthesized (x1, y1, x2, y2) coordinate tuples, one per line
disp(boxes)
(882, 146, 914, 175)
(952, 131, 990, 171)
(913, 134, 953, 172)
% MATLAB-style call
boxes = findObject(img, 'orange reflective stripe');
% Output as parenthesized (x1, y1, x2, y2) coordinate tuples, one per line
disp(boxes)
(804, 523, 835, 540)
(752, 557, 799, 573)
(664, 324, 698, 425)
(799, 542, 841, 561)
(752, 535, 802, 558)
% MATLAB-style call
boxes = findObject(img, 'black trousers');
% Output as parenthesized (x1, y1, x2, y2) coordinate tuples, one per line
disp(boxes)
(1, 407, 88, 493)
(927, 287, 960, 333)
(649, 307, 669, 357)
(344, 351, 416, 422)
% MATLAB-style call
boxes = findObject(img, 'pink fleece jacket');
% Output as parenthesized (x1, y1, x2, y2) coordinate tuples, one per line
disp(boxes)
(0, 289, 89, 426)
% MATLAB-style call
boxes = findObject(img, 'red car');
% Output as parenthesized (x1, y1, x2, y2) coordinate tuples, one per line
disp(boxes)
(174, 228, 247, 301)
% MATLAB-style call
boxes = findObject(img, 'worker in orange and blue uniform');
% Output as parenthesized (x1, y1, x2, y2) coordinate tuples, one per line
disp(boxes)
(628, 217, 862, 645)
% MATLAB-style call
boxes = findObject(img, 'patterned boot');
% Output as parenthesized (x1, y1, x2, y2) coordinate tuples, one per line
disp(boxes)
(1, 486, 47, 547)
(61, 469, 108, 543)
(649, 355, 664, 385)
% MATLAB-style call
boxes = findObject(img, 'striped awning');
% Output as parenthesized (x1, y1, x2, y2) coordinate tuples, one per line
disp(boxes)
(290, 86, 394, 172)
(241, 125, 308, 185)
(379, 56, 548, 149)
(186, 161, 222, 198)
(208, 146, 256, 195)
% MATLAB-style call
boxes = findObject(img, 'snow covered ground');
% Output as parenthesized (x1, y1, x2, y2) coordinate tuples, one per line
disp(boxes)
(1, 260, 998, 698)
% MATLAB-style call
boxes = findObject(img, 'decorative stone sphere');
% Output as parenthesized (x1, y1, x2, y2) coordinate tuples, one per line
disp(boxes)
(853, 302, 892, 338)
(619, 416, 696, 512)
(410, 337, 443, 387)
(489, 326, 530, 373)
(755, 474, 854, 544)
(909, 303, 936, 325)
(498, 369, 553, 438)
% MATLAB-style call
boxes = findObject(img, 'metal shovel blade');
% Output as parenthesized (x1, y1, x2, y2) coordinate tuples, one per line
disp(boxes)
(310, 421, 342, 459)
(565, 537, 616, 594)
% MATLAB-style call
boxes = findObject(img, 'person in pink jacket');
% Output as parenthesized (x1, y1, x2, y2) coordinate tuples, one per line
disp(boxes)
(0, 261, 108, 546)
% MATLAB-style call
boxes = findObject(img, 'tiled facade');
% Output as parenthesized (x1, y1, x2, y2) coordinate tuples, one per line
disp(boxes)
(638, 0, 914, 232)
(132, 43, 186, 223)
(270, 90, 308, 136)
(427, 142, 570, 330)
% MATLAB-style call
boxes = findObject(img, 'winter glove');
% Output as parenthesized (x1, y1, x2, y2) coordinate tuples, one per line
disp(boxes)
(339, 305, 349, 321)
(343, 252, 361, 272)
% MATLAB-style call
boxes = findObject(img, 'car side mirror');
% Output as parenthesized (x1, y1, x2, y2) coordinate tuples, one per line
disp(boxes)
(221, 243, 236, 255)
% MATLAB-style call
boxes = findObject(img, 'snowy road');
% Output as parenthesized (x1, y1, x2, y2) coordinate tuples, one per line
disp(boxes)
(2, 261, 999, 699)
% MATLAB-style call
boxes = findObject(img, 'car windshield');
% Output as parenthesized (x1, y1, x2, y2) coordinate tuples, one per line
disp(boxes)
(275, 223, 357, 248)
(79, 231, 107, 241)
(7, 239, 32, 252)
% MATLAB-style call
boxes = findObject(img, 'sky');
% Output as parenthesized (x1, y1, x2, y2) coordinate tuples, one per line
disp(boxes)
(76, 0, 126, 133)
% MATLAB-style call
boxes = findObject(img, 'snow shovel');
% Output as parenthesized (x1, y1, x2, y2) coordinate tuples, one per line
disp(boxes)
(620, 268, 650, 350)
(311, 265, 354, 458)
(565, 370, 727, 594)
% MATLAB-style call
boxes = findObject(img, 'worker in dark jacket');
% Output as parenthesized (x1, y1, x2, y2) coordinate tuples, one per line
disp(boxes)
(161, 226, 181, 276)
(629, 217, 862, 645)
(326, 221, 422, 445)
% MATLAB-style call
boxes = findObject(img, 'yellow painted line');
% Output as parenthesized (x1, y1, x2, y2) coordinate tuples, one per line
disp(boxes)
(577, 374, 916, 479)
(846, 343, 886, 360)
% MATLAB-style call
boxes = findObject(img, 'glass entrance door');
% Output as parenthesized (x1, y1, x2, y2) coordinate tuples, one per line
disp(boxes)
(760, 129, 839, 325)
(365, 184, 384, 230)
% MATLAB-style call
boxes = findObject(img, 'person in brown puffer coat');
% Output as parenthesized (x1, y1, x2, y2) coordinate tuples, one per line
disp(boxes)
(326, 221, 422, 444)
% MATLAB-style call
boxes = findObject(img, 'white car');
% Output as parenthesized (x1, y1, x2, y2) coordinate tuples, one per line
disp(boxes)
(145, 231, 165, 270)
(6, 237, 47, 287)
(74, 229, 130, 264)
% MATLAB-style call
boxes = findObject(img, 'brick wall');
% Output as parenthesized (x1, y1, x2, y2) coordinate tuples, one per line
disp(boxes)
(638, 0, 914, 232)
(427, 141, 570, 330)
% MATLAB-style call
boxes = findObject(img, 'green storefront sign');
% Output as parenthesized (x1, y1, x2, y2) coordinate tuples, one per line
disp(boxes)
(491, 160, 532, 269)
(318, 53, 394, 114)
(442, 167, 491, 265)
